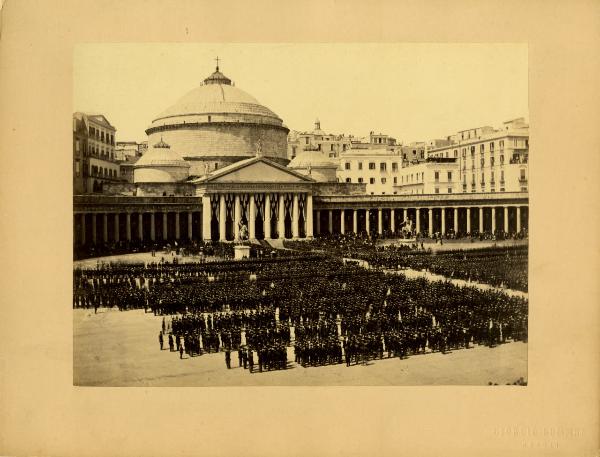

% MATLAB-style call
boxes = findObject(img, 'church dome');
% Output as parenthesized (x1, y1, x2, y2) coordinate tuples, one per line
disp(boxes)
(288, 150, 338, 182)
(152, 82, 282, 123)
(134, 138, 190, 183)
(146, 65, 290, 175)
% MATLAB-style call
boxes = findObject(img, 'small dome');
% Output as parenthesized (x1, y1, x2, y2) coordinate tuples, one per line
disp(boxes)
(288, 150, 338, 169)
(288, 150, 338, 183)
(135, 138, 190, 168)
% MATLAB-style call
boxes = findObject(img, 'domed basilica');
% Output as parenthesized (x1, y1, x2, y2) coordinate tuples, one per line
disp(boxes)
(73, 64, 529, 246)
(145, 65, 289, 177)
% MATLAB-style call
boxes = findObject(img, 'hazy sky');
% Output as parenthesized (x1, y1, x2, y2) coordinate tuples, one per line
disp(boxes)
(74, 43, 528, 144)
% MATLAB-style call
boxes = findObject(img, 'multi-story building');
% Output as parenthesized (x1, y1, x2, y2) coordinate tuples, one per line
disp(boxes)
(337, 148, 403, 195)
(427, 117, 529, 193)
(287, 120, 352, 161)
(394, 157, 459, 195)
(73, 112, 121, 194)
(115, 141, 147, 161)
(399, 142, 427, 166)
(350, 131, 397, 152)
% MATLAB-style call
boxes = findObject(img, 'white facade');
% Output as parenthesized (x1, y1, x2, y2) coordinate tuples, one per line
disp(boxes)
(394, 159, 459, 195)
(427, 118, 529, 193)
(337, 149, 403, 195)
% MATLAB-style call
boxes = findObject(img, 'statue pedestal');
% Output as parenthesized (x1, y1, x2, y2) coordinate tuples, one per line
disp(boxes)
(234, 245, 251, 260)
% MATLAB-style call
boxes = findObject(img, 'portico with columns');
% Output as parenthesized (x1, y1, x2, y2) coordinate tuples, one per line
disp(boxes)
(193, 156, 315, 242)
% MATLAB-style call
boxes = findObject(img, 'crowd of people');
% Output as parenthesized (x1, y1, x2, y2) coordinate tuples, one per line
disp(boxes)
(284, 235, 528, 292)
(74, 253, 528, 374)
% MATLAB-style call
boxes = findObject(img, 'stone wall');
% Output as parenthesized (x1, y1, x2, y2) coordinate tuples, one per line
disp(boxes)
(313, 182, 367, 196)
(147, 123, 288, 163)
(103, 182, 195, 197)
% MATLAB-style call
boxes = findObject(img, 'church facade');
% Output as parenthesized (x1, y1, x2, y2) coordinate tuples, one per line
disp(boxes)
(73, 66, 529, 246)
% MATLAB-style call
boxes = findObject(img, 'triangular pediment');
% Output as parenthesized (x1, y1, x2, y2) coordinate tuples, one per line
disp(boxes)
(197, 157, 314, 184)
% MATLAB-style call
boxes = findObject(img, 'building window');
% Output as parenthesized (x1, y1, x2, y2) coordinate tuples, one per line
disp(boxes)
(462, 148, 466, 157)
(292, 146, 297, 157)
(345, 177, 351, 183)
(392, 162, 398, 171)
(434, 171, 439, 181)
(501, 170, 505, 181)
(75, 161, 80, 176)
(305, 137, 309, 145)
(403, 153, 407, 160)
(470, 146, 475, 156)
(447, 188, 452, 193)
(520, 169, 526, 180)
(75, 140, 80, 152)
(444, 151, 448, 158)
(344, 162, 351, 170)
(490, 142, 494, 152)
(369, 162, 375, 170)
(358, 162, 363, 170)
(490, 156, 495, 166)
(454, 150, 458, 158)
(393, 177, 397, 184)
(447, 171, 452, 181)
(435, 188, 440, 194)
(317, 144, 321, 151)
(215, 163, 219, 170)
(420, 151, 425, 159)
(380, 162, 386, 172)
(358, 177, 364, 183)
(381, 178, 386, 184)
(500, 155, 504, 164)
(330, 144, 334, 151)
(499, 140, 504, 149)
(369, 178, 375, 184)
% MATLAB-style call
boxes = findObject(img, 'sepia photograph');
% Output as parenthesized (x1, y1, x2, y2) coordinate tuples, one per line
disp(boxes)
(72, 43, 530, 387)
(2, 1, 600, 456)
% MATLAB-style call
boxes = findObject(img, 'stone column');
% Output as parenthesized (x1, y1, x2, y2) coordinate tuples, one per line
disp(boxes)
(340, 209, 345, 235)
(504, 206, 509, 233)
(81, 214, 86, 245)
(114, 213, 119, 242)
(219, 194, 227, 242)
(466, 208, 471, 234)
(126, 213, 131, 241)
(377, 208, 383, 235)
(315, 210, 321, 235)
(92, 213, 97, 244)
(352, 209, 358, 234)
(491, 207, 496, 233)
(264, 194, 272, 239)
(390, 209, 395, 234)
(305, 194, 313, 238)
(291, 193, 299, 238)
(428, 208, 433, 236)
(441, 208, 446, 235)
(202, 195, 211, 241)
(234, 194, 241, 240)
(403, 208, 408, 223)
(328, 210, 333, 234)
(416, 208, 421, 233)
(187, 212, 193, 240)
(479, 207, 484, 233)
(365, 209, 370, 235)
(162, 212, 168, 241)
(138, 213, 144, 240)
(150, 212, 156, 241)
(278, 193, 285, 239)
(175, 212, 180, 240)
(453, 207, 458, 234)
(249, 194, 256, 239)
(516, 206, 521, 233)
(103, 213, 109, 243)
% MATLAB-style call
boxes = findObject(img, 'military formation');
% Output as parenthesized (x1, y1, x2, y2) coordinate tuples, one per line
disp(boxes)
(74, 251, 528, 375)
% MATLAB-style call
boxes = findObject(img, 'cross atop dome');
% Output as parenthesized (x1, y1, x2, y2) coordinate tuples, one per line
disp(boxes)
(203, 59, 232, 86)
